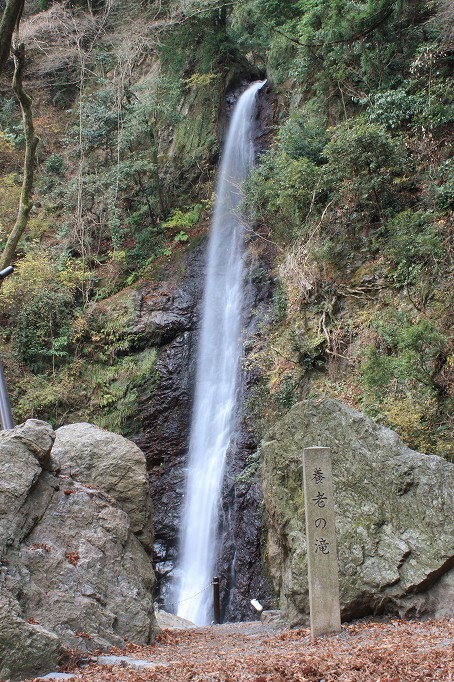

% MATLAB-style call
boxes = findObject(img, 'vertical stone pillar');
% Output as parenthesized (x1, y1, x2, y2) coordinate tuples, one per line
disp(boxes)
(302, 446, 341, 638)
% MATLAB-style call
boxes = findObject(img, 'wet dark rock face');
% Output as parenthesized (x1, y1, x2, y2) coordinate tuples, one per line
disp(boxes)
(131, 242, 276, 619)
(223, 80, 278, 158)
(132, 246, 204, 607)
(218, 431, 276, 623)
(254, 81, 279, 154)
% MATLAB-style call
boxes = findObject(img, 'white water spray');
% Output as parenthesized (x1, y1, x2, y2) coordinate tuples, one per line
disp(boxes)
(176, 80, 266, 626)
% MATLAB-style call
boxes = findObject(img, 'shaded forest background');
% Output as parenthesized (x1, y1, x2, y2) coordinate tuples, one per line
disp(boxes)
(0, 0, 452, 458)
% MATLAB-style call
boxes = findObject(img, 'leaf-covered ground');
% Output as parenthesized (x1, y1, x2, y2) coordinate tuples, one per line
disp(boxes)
(56, 617, 453, 681)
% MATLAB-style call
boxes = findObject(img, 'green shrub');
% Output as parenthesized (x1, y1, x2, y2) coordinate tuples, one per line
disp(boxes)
(245, 149, 323, 241)
(362, 313, 447, 396)
(271, 282, 288, 322)
(432, 158, 453, 211)
(379, 209, 443, 285)
(235, 448, 262, 487)
(44, 154, 65, 176)
(13, 290, 72, 372)
(278, 111, 328, 164)
(323, 119, 404, 189)
(367, 82, 454, 131)
(0, 252, 77, 372)
(162, 204, 203, 231)
(277, 373, 298, 409)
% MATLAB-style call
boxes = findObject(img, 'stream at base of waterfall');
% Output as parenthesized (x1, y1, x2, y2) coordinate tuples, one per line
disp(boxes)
(175, 80, 266, 626)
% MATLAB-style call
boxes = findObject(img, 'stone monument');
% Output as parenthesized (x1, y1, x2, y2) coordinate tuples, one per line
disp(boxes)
(302, 446, 341, 638)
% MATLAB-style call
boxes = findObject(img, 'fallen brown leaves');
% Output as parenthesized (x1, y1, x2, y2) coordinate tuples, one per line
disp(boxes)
(65, 551, 81, 565)
(29, 543, 52, 552)
(59, 618, 453, 681)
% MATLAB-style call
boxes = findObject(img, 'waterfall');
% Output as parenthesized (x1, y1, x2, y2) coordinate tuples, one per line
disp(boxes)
(176, 80, 266, 626)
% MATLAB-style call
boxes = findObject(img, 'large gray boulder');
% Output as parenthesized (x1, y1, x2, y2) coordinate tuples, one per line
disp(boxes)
(18, 475, 156, 651)
(0, 419, 158, 681)
(262, 399, 454, 626)
(52, 422, 153, 551)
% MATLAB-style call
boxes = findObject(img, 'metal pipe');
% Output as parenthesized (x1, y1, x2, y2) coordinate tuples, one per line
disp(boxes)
(213, 576, 221, 625)
(0, 265, 14, 430)
(0, 266, 14, 280)
(0, 360, 13, 429)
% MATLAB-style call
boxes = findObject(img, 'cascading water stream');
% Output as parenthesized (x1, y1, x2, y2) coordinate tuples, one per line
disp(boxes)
(176, 80, 266, 626)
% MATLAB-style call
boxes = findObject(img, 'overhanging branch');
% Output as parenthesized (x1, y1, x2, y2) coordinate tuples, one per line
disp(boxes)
(267, 6, 394, 50)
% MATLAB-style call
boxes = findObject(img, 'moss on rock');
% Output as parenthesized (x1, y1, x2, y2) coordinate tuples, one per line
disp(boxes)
(262, 399, 454, 625)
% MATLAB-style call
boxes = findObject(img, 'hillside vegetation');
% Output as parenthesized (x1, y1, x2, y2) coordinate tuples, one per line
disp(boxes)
(0, 0, 452, 456)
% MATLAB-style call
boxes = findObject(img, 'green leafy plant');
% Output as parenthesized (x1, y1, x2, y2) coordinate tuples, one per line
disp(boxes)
(162, 204, 203, 231)
(44, 153, 65, 176)
(235, 448, 262, 487)
(173, 230, 189, 243)
(278, 111, 328, 164)
(379, 210, 443, 286)
(362, 313, 447, 396)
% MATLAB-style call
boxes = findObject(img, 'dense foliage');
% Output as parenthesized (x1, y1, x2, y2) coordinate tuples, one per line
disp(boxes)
(239, 0, 453, 456)
(0, 0, 452, 455)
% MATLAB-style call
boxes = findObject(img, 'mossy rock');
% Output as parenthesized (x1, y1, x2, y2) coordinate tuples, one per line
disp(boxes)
(262, 399, 454, 625)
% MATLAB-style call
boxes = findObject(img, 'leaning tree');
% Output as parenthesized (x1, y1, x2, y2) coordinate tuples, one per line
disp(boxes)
(0, 0, 38, 271)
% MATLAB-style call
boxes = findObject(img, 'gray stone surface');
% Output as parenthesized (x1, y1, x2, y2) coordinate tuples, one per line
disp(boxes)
(53, 422, 153, 551)
(0, 419, 158, 681)
(302, 447, 341, 637)
(35, 673, 80, 680)
(260, 610, 286, 626)
(36, 674, 79, 680)
(0, 588, 60, 682)
(0, 420, 55, 560)
(155, 609, 197, 629)
(262, 399, 454, 626)
(7, 418, 56, 469)
(95, 656, 166, 670)
(19, 476, 156, 651)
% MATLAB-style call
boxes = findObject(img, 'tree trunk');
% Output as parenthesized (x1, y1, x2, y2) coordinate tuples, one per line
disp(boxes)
(149, 123, 165, 218)
(0, 0, 25, 75)
(0, 42, 39, 271)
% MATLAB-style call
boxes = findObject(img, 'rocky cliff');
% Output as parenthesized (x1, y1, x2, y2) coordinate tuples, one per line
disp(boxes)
(127, 238, 275, 619)
(262, 399, 454, 626)
(0, 420, 158, 682)
(85, 83, 279, 617)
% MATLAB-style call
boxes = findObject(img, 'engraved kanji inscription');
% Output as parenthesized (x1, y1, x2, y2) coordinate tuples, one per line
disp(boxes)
(312, 491, 328, 508)
(312, 468, 325, 484)
(315, 538, 330, 555)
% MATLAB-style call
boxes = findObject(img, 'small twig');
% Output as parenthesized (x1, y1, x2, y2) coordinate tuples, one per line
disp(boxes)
(319, 311, 331, 350)
(243, 223, 283, 251)
(326, 350, 350, 360)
